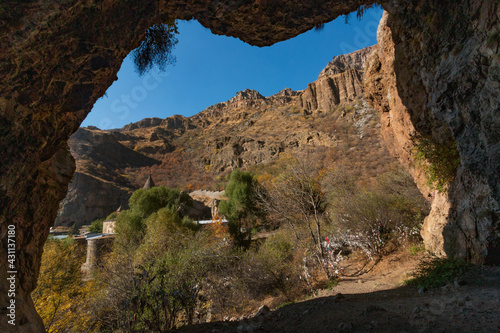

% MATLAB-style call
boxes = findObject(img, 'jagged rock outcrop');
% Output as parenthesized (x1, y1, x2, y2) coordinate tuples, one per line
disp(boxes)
(121, 114, 194, 132)
(299, 46, 374, 112)
(195, 89, 270, 125)
(121, 117, 164, 131)
(230, 89, 266, 103)
(203, 130, 337, 173)
(320, 46, 374, 77)
(161, 115, 194, 131)
(271, 87, 301, 98)
(364, 2, 500, 263)
(196, 49, 373, 128)
(270, 88, 302, 105)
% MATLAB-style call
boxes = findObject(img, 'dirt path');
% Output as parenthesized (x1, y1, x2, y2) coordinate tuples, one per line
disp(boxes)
(178, 251, 500, 333)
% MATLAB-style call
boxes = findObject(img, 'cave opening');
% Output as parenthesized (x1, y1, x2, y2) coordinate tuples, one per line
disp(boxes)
(44, 6, 435, 331)
(4, 1, 500, 331)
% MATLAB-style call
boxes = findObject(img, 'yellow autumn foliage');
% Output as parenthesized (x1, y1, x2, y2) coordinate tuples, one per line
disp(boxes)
(32, 238, 99, 333)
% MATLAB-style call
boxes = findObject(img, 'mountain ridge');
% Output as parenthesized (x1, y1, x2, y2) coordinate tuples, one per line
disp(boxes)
(115, 45, 375, 132)
(56, 45, 394, 227)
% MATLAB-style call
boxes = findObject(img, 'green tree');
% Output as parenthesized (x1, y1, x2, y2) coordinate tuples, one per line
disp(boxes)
(135, 207, 200, 265)
(129, 186, 192, 219)
(132, 239, 211, 330)
(115, 209, 145, 249)
(67, 223, 79, 236)
(219, 169, 258, 248)
(88, 218, 104, 233)
(116, 186, 194, 249)
(110, 207, 214, 331)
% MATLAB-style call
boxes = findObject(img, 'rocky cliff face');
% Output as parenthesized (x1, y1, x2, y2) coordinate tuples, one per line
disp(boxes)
(121, 114, 194, 132)
(365, 2, 500, 264)
(298, 46, 374, 112)
(54, 127, 160, 227)
(54, 172, 131, 227)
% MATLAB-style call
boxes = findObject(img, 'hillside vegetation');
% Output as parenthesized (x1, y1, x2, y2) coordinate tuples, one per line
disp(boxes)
(37, 160, 431, 332)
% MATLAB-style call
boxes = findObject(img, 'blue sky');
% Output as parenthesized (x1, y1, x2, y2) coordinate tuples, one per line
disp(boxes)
(82, 7, 383, 130)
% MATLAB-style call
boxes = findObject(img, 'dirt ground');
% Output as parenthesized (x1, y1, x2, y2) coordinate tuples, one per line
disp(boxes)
(177, 249, 500, 333)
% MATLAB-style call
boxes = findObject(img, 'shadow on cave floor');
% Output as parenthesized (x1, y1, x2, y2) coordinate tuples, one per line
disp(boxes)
(176, 266, 500, 333)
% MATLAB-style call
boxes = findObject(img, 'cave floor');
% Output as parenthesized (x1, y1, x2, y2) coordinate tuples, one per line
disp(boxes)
(177, 249, 500, 333)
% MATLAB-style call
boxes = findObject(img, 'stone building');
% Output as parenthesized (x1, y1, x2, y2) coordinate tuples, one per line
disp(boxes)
(102, 220, 116, 234)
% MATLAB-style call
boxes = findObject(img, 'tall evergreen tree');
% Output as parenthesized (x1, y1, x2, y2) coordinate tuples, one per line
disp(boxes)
(219, 169, 257, 248)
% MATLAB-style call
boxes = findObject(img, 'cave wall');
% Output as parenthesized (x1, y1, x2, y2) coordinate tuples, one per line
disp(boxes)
(365, 1, 500, 263)
(0, 1, 374, 331)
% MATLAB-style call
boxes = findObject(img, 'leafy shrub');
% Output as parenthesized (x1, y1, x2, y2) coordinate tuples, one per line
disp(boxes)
(134, 207, 200, 265)
(94, 198, 234, 330)
(405, 257, 472, 289)
(327, 168, 429, 258)
(115, 186, 194, 249)
(411, 134, 460, 193)
(129, 186, 192, 219)
(131, 242, 210, 330)
(88, 218, 104, 233)
(245, 233, 301, 298)
(115, 209, 145, 248)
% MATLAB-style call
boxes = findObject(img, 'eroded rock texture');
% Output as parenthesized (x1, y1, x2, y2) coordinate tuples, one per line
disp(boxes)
(299, 46, 374, 112)
(365, 1, 500, 264)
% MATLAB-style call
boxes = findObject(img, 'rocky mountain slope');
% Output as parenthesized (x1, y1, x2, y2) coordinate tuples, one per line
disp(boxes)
(55, 45, 401, 227)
